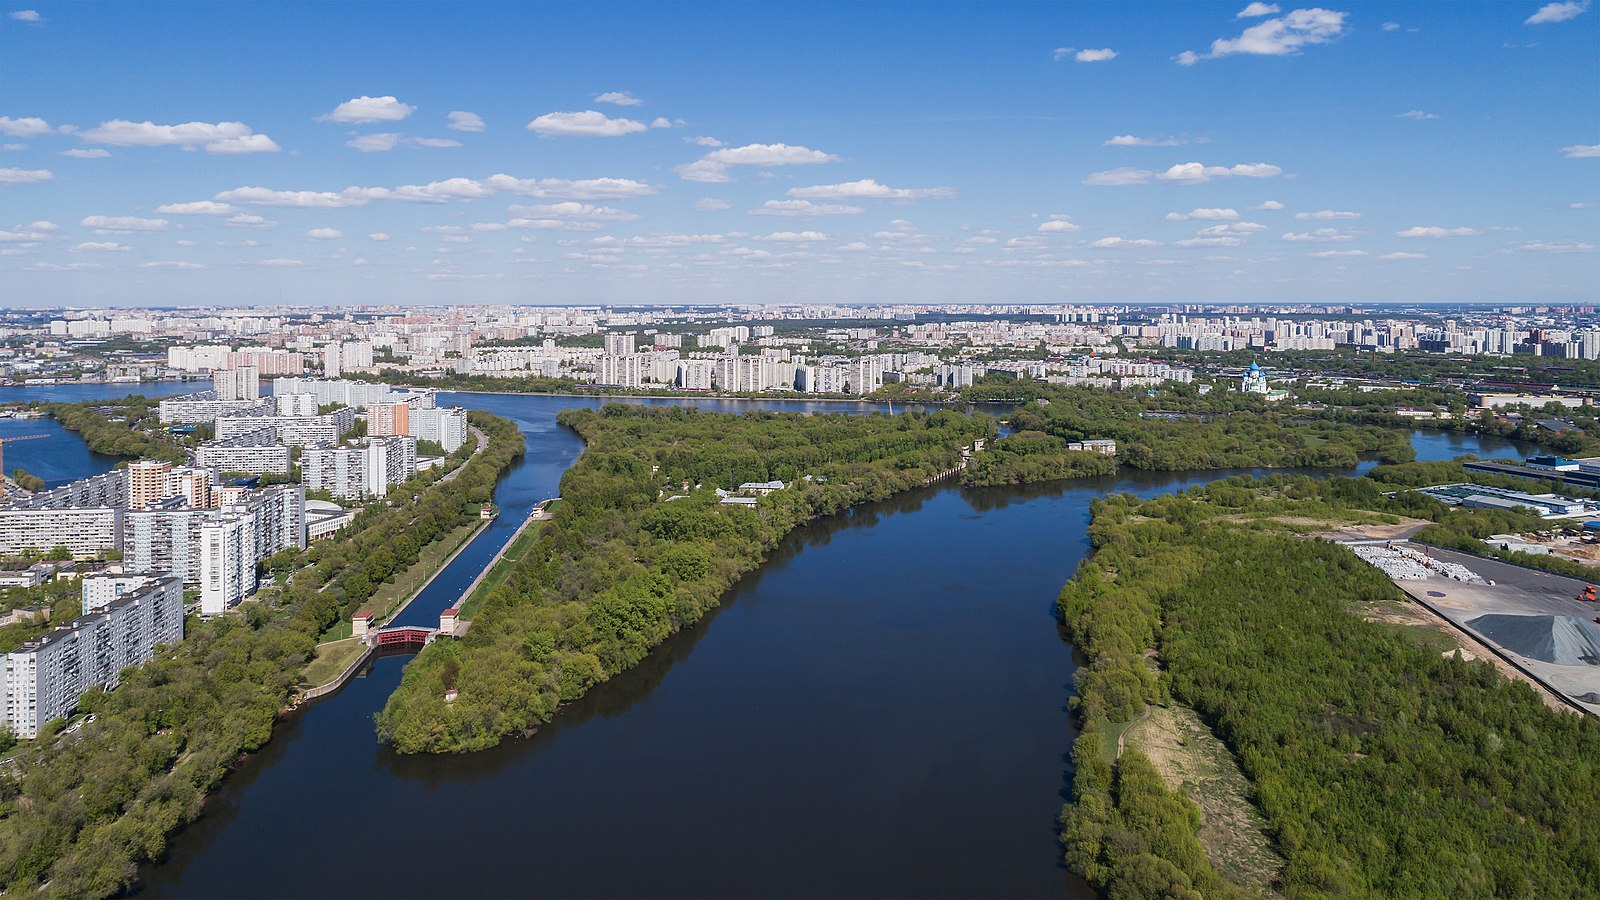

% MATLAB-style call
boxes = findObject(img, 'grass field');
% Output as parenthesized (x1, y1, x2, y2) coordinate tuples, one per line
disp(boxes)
(302, 638, 368, 688)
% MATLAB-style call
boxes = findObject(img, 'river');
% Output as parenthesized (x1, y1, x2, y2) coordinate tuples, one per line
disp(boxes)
(0, 385, 1538, 898)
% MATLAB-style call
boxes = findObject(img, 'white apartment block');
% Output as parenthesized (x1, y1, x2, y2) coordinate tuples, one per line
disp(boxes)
(212, 366, 261, 401)
(200, 515, 255, 617)
(192, 428, 291, 474)
(275, 392, 319, 417)
(81, 574, 152, 613)
(302, 436, 417, 500)
(2, 576, 183, 739)
(273, 376, 394, 410)
(677, 359, 714, 391)
(216, 407, 355, 446)
(158, 392, 274, 425)
(410, 406, 467, 453)
(0, 507, 122, 558)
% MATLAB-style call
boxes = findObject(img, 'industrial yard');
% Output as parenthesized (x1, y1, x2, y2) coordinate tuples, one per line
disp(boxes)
(1346, 541, 1600, 717)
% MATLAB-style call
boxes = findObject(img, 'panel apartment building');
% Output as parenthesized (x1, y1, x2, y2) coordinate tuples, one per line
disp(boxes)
(1, 576, 183, 739)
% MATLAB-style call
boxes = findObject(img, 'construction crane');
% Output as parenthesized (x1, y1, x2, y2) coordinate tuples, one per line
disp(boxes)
(0, 433, 48, 480)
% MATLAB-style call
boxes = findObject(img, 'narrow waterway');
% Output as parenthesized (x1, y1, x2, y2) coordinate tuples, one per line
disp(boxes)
(0, 385, 1539, 898)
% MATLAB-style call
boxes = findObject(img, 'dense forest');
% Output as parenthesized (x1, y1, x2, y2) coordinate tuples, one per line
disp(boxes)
(1058, 477, 1600, 897)
(0, 413, 523, 898)
(376, 405, 993, 753)
(966, 382, 1419, 474)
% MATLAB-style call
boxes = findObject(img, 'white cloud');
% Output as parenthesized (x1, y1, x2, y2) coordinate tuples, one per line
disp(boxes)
(595, 91, 643, 107)
(81, 215, 169, 233)
(1074, 48, 1118, 62)
(447, 111, 485, 132)
(1295, 209, 1360, 219)
(1085, 162, 1280, 185)
(1560, 144, 1600, 158)
(0, 117, 60, 138)
(1091, 237, 1162, 248)
(676, 143, 838, 183)
(8, 9, 41, 21)
(0, 167, 53, 184)
(1, 144, 23, 151)
(216, 187, 364, 207)
(58, 148, 110, 158)
(25, 262, 103, 271)
(787, 178, 954, 200)
(1254, 199, 1285, 210)
(1178, 7, 1348, 64)
(78, 120, 280, 154)
(1167, 207, 1240, 220)
(411, 137, 462, 148)
(686, 136, 723, 147)
(1396, 225, 1481, 237)
(749, 200, 863, 216)
(256, 258, 304, 267)
(156, 201, 236, 215)
(1379, 251, 1427, 259)
(1177, 236, 1246, 247)
(320, 96, 415, 124)
(307, 228, 342, 240)
(1239, 2, 1280, 16)
(1514, 240, 1594, 252)
(140, 260, 204, 270)
(70, 241, 129, 252)
(650, 117, 674, 129)
(1283, 228, 1356, 242)
(1395, 109, 1439, 120)
(347, 133, 402, 152)
(759, 231, 829, 242)
(1526, 0, 1589, 24)
(1309, 249, 1367, 257)
(1382, 22, 1401, 30)
(507, 202, 638, 221)
(694, 198, 732, 212)
(1197, 222, 1265, 235)
(225, 214, 276, 228)
(527, 110, 647, 137)
(1082, 167, 1155, 186)
(214, 175, 657, 209)
(369, 232, 391, 241)
(1038, 219, 1083, 233)
(482, 175, 657, 200)
(1106, 134, 1181, 147)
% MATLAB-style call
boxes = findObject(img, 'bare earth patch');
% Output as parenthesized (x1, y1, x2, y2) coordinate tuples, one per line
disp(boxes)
(1123, 703, 1285, 897)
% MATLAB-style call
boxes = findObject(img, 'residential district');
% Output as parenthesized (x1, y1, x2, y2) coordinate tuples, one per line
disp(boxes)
(5, 301, 1600, 741)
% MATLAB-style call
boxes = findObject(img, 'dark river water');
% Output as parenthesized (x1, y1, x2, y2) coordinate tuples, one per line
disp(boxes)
(0, 385, 1538, 898)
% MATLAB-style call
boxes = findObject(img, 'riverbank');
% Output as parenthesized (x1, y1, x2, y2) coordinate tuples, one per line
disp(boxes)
(1058, 477, 1600, 897)
(0, 412, 527, 899)
(376, 405, 993, 753)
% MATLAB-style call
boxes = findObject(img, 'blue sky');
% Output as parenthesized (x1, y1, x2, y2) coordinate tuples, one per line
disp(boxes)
(1, 1, 1596, 306)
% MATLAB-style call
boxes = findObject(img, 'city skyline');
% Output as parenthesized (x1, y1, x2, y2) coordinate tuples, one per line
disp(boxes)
(2, 1, 1597, 306)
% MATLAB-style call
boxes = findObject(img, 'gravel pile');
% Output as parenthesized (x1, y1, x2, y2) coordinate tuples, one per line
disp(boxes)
(1468, 614, 1600, 667)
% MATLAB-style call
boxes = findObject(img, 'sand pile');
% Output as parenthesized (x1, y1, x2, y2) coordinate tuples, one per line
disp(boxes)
(1467, 614, 1600, 666)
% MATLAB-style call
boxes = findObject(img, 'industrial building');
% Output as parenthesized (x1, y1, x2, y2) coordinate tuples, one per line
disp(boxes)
(1414, 483, 1597, 519)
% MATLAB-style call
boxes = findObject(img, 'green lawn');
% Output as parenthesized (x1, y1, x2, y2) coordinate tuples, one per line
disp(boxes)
(302, 638, 367, 687)
(458, 520, 543, 618)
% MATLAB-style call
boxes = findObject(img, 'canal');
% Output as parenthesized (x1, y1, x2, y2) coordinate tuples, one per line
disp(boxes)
(0, 385, 1540, 897)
